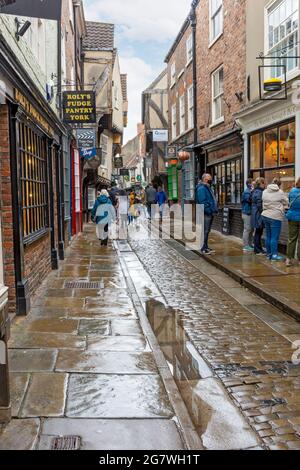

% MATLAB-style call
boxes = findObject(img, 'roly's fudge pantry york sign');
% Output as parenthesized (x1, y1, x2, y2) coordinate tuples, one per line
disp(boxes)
(62, 91, 96, 124)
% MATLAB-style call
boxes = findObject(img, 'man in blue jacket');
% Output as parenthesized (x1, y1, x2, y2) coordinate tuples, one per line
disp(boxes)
(196, 174, 218, 254)
(241, 178, 253, 252)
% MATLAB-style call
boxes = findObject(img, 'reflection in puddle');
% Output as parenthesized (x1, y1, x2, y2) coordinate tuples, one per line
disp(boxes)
(146, 300, 259, 450)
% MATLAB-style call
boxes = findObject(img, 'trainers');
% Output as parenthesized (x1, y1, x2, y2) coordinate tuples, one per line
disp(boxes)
(201, 249, 212, 255)
(286, 258, 292, 267)
(271, 255, 285, 262)
(207, 248, 216, 254)
(243, 246, 254, 252)
(255, 251, 265, 256)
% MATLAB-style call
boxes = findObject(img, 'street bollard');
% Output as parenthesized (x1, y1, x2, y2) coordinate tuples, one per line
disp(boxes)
(0, 305, 11, 424)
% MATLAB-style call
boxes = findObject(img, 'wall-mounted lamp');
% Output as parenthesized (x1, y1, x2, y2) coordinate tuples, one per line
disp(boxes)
(15, 18, 31, 41)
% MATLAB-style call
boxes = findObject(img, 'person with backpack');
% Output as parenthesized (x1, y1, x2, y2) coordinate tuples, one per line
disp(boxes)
(286, 177, 300, 267)
(262, 178, 289, 261)
(241, 178, 253, 252)
(91, 190, 116, 246)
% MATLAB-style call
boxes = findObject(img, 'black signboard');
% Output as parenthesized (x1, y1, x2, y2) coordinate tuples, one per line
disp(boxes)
(76, 128, 96, 149)
(0, 0, 62, 20)
(114, 156, 123, 169)
(62, 91, 96, 125)
(120, 169, 129, 177)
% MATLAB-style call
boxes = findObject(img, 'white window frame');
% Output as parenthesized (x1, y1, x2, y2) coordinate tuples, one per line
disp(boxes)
(209, 0, 224, 46)
(179, 94, 186, 135)
(188, 85, 194, 129)
(172, 103, 177, 140)
(186, 34, 193, 65)
(101, 134, 108, 167)
(265, 0, 299, 81)
(211, 66, 224, 125)
(171, 62, 176, 87)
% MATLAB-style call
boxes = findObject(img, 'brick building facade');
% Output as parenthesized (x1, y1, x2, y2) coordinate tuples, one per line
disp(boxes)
(165, 18, 195, 202)
(195, 0, 247, 237)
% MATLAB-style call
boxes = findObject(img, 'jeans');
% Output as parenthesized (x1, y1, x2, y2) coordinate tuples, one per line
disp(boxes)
(287, 221, 300, 260)
(254, 227, 264, 253)
(262, 216, 282, 258)
(202, 215, 214, 251)
(242, 213, 253, 247)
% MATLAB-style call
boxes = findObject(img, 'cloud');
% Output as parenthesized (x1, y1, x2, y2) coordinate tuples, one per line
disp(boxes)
(83, 0, 191, 44)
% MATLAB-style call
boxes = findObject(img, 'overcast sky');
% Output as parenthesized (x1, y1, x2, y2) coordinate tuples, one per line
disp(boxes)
(82, 0, 192, 143)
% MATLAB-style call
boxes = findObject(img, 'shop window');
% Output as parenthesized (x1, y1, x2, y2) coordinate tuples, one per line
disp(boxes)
(19, 122, 48, 240)
(279, 122, 295, 165)
(212, 157, 242, 206)
(267, 0, 298, 78)
(264, 127, 278, 168)
(183, 158, 195, 201)
(249, 120, 295, 192)
(74, 149, 81, 213)
(250, 134, 261, 169)
(264, 167, 295, 193)
(64, 151, 71, 221)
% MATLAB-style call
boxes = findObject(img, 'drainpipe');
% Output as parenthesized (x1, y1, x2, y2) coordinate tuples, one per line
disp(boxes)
(57, 9, 65, 260)
(189, 0, 199, 196)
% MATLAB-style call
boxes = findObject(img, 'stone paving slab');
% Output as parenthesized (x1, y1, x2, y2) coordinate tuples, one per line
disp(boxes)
(111, 319, 143, 336)
(0, 419, 40, 450)
(78, 319, 110, 336)
(56, 350, 156, 374)
(65, 374, 174, 419)
(39, 418, 184, 450)
(9, 349, 57, 372)
(20, 373, 68, 417)
(68, 308, 138, 319)
(25, 318, 79, 334)
(9, 331, 86, 349)
(9, 373, 30, 417)
(87, 335, 148, 352)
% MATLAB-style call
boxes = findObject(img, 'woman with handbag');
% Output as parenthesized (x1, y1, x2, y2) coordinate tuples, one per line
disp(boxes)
(286, 178, 300, 267)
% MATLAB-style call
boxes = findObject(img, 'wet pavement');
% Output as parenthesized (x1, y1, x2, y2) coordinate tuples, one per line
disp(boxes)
(1, 220, 300, 450)
(129, 221, 300, 450)
(0, 225, 187, 450)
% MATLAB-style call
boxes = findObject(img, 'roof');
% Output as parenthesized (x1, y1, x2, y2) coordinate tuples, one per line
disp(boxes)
(121, 74, 128, 102)
(143, 68, 167, 93)
(83, 21, 114, 51)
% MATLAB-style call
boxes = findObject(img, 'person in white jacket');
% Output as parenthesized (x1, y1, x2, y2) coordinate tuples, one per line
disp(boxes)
(262, 178, 289, 261)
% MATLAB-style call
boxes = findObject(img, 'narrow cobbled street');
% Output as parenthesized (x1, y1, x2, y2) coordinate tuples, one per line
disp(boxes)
(1, 223, 299, 450)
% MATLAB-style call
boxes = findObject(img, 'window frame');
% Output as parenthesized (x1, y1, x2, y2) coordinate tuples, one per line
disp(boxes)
(210, 156, 243, 207)
(186, 33, 193, 65)
(171, 103, 177, 140)
(265, 0, 299, 81)
(209, 0, 224, 45)
(211, 65, 224, 125)
(187, 85, 194, 129)
(179, 94, 186, 135)
(170, 62, 176, 87)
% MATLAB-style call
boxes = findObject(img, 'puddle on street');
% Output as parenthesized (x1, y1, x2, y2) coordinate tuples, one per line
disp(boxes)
(146, 299, 259, 450)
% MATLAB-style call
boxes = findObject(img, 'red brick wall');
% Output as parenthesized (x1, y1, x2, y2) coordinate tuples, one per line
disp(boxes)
(0, 105, 16, 314)
(24, 233, 52, 298)
(196, 0, 246, 142)
(167, 23, 194, 142)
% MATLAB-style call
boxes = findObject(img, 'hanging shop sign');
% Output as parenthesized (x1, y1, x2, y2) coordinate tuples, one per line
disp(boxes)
(62, 91, 96, 124)
(76, 128, 96, 149)
(167, 145, 177, 159)
(79, 147, 97, 159)
(120, 169, 129, 177)
(153, 129, 168, 142)
(145, 157, 153, 169)
(14, 89, 54, 136)
(114, 156, 123, 169)
(136, 175, 142, 182)
(0, 0, 62, 20)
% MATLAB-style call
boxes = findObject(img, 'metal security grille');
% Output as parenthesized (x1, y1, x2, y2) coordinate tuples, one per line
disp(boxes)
(51, 436, 81, 450)
(19, 121, 48, 240)
(64, 281, 103, 289)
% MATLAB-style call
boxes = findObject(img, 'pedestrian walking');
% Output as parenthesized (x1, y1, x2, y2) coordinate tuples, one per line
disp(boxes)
(145, 183, 157, 219)
(286, 177, 300, 267)
(91, 190, 116, 246)
(117, 189, 129, 239)
(128, 190, 136, 225)
(251, 177, 265, 256)
(196, 173, 218, 255)
(262, 178, 289, 261)
(242, 178, 254, 252)
(156, 186, 168, 221)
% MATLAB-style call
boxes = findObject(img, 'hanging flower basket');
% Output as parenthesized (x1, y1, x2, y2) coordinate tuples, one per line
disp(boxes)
(178, 151, 190, 161)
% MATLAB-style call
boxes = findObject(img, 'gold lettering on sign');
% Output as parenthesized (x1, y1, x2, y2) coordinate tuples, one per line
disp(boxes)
(15, 89, 54, 136)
